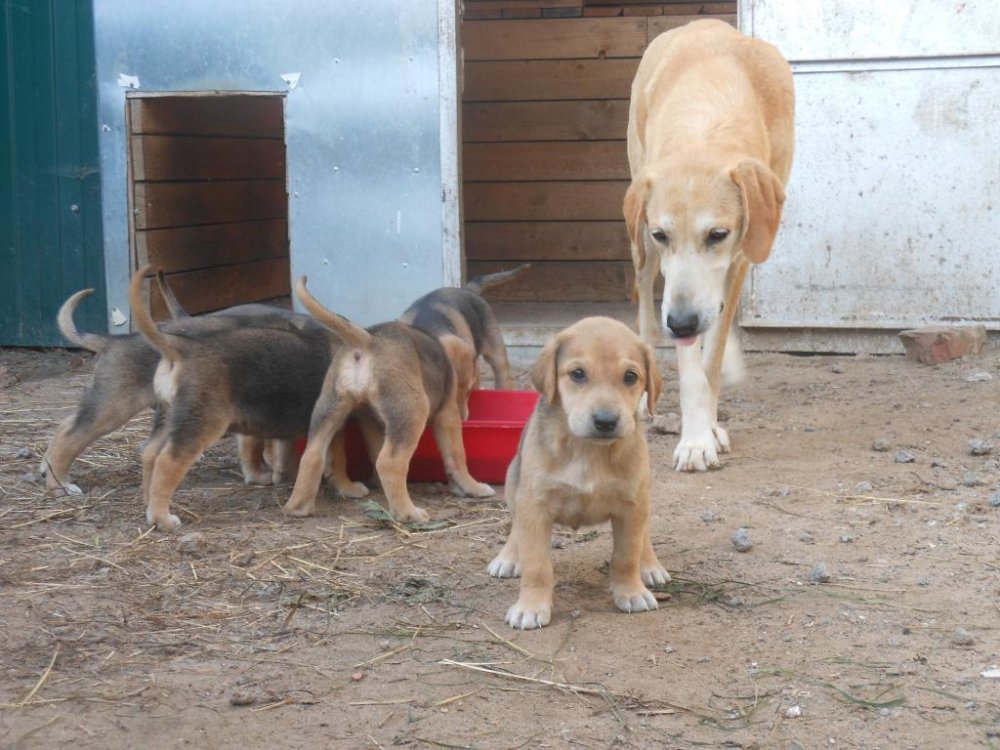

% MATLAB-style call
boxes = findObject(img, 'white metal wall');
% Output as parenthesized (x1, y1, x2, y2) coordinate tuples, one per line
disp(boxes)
(741, 0, 1000, 350)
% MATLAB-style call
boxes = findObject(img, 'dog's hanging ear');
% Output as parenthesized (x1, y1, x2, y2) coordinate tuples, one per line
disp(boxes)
(623, 176, 651, 271)
(730, 159, 786, 264)
(641, 342, 662, 416)
(530, 334, 562, 405)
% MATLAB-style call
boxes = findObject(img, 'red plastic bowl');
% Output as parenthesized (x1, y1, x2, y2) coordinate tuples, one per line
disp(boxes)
(295, 389, 539, 485)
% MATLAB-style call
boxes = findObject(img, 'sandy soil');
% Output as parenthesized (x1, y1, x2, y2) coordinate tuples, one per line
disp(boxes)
(1, 345, 999, 750)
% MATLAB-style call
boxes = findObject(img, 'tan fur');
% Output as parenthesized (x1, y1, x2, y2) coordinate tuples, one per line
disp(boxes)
(284, 278, 495, 524)
(624, 19, 794, 472)
(488, 317, 667, 629)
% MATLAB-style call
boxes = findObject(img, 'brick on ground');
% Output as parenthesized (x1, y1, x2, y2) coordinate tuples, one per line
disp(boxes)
(898, 325, 987, 365)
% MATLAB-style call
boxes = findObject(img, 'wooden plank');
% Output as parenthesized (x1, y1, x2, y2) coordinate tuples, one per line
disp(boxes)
(464, 58, 638, 101)
(464, 141, 628, 181)
(648, 13, 735, 38)
(463, 99, 629, 142)
(134, 179, 287, 230)
(468, 260, 634, 301)
(623, 5, 661, 14)
(466, 221, 629, 261)
(462, 17, 646, 60)
(136, 218, 289, 273)
(131, 135, 285, 182)
(465, 0, 580, 9)
(150, 257, 292, 319)
(129, 95, 284, 138)
(464, 180, 628, 221)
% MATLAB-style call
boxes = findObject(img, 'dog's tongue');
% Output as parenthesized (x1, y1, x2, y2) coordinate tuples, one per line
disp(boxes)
(674, 336, 698, 348)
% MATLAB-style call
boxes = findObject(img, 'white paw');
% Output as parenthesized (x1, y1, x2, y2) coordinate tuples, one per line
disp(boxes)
(505, 601, 551, 630)
(487, 556, 521, 578)
(612, 586, 658, 614)
(336, 480, 369, 499)
(641, 563, 671, 587)
(674, 436, 720, 472)
(243, 470, 273, 486)
(713, 424, 731, 454)
(397, 506, 430, 524)
(64, 482, 83, 496)
(451, 479, 495, 498)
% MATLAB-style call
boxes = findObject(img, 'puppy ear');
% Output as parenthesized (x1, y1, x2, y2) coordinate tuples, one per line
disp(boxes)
(623, 176, 651, 271)
(730, 159, 786, 264)
(641, 342, 661, 416)
(530, 335, 561, 405)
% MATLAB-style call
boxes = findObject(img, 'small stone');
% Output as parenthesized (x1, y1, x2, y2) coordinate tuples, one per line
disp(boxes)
(829, 363, 845, 374)
(964, 370, 993, 383)
(854, 481, 874, 494)
(16, 446, 31, 459)
(962, 471, 979, 487)
(569, 608, 581, 620)
(785, 705, 802, 718)
(952, 628, 974, 646)
(177, 532, 207, 557)
(989, 491, 1000, 508)
(351, 671, 365, 682)
(551, 536, 566, 549)
(663, 644, 674, 654)
(798, 531, 815, 544)
(894, 450, 915, 464)
(809, 563, 831, 584)
(22, 471, 36, 482)
(731, 528, 753, 552)
(872, 437, 891, 452)
(701, 511, 716, 523)
(651, 412, 681, 435)
(229, 689, 256, 706)
(898, 325, 986, 365)
(726, 596, 744, 608)
(377, 639, 393, 651)
(968, 439, 994, 456)
(839, 535, 853, 544)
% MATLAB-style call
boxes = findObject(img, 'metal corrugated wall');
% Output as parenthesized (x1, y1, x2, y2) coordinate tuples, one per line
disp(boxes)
(1, 0, 105, 346)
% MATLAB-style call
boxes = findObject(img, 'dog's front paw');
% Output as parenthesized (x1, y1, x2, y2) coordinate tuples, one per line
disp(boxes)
(612, 584, 658, 614)
(147, 508, 181, 531)
(396, 505, 430, 524)
(641, 562, 671, 587)
(505, 599, 551, 630)
(335, 479, 369, 499)
(487, 555, 521, 578)
(450, 479, 495, 498)
(713, 424, 731, 454)
(243, 468, 274, 486)
(673, 430, 721, 472)
(51, 481, 83, 496)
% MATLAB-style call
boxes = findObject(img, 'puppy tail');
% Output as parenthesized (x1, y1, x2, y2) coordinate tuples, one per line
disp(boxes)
(57, 289, 109, 353)
(463, 263, 530, 295)
(155, 269, 190, 320)
(129, 264, 182, 362)
(294, 276, 373, 349)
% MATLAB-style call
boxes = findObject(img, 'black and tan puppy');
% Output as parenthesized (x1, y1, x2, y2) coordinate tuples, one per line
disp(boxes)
(488, 316, 669, 629)
(42, 283, 316, 495)
(127, 266, 346, 530)
(400, 264, 528, 418)
(285, 277, 495, 524)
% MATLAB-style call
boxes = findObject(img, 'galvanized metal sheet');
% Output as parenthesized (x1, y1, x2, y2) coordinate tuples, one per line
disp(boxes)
(93, 0, 458, 329)
(743, 62, 1000, 330)
(748, 0, 1000, 61)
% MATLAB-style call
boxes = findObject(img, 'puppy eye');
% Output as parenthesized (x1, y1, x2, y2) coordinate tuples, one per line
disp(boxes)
(707, 228, 730, 244)
(649, 228, 668, 244)
(623, 370, 639, 386)
(569, 368, 587, 384)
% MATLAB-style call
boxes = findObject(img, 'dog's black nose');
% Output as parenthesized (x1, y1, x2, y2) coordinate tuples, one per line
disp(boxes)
(666, 311, 699, 339)
(592, 410, 619, 434)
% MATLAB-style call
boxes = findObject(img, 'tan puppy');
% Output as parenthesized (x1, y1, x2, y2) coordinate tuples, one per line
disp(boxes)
(488, 317, 668, 629)
(624, 19, 794, 472)
(400, 264, 528, 419)
(285, 277, 495, 524)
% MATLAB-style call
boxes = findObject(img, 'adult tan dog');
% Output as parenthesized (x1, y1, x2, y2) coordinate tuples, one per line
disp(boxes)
(624, 19, 794, 472)
(285, 277, 495, 524)
(488, 317, 668, 629)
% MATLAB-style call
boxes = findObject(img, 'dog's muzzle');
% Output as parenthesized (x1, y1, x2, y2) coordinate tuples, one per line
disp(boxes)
(591, 409, 620, 438)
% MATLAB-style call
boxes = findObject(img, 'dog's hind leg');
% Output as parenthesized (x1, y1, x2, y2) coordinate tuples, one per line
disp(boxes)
(481, 324, 514, 390)
(146, 423, 228, 531)
(325, 429, 368, 498)
(238, 435, 272, 485)
(431, 403, 495, 499)
(374, 401, 431, 524)
(285, 396, 355, 517)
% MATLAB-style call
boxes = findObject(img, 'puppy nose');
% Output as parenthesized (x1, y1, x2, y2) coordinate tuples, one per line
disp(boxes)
(666, 311, 699, 339)
(592, 410, 619, 434)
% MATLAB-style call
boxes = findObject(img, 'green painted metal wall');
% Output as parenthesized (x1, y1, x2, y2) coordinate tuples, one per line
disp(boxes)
(1, 0, 105, 346)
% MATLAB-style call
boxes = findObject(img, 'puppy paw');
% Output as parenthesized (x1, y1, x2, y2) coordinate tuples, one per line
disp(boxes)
(505, 600, 551, 630)
(450, 479, 495, 498)
(612, 585, 658, 614)
(283, 497, 316, 517)
(243, 469, 274, 486)
(50, 481, 83, 496)
(641, 562, 671, 587)
(147, 509, 182, 531)
(396, 505, 430, 524)
(487, 555, 521, 578)
(335, 479, 369, 499)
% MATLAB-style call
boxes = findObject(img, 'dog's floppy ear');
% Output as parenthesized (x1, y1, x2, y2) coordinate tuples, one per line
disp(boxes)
(530, 334, 562, 405)
(641, 342, 661, 416)
(623, 176, 651, 271)
(730, 159, 786, 264)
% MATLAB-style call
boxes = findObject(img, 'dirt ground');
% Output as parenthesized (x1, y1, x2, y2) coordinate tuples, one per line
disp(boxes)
(1, 344, 999, 750)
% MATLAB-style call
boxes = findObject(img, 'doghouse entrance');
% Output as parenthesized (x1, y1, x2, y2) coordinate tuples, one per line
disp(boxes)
(460, 1, 736, 345)
(126, 92, 290, 320)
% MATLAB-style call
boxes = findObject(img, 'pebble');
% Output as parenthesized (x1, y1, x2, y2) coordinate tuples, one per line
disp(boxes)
(952, 628, 974, 646)
(809, 563, 831, 584)
(798, 531, 815, 544)
(378, 639, 393, 651)
(829, 363, 845, 374)
(872, 437, 892, 452)
(731, 528, 753, 552)
(16, 446, 31, 459)
(650, 412, 681, 435)
(854, 481, 874, 494)
(969, 439, 994, 456)
(177, 532, 207, 557)
(701, 511, 716, 523)
(551, 537, 566, 549)
(351, 671, 365, 682)
(229, 689, 255, 706)
(989, 491, 1000, 508)
(785, 705, 802, 718)
(726, 596, 744, 608)
(962, 471, 979, 487)
(894, 450, 916, 464)
(964, 370, 993, 382)
(839, 534, 853, 544)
